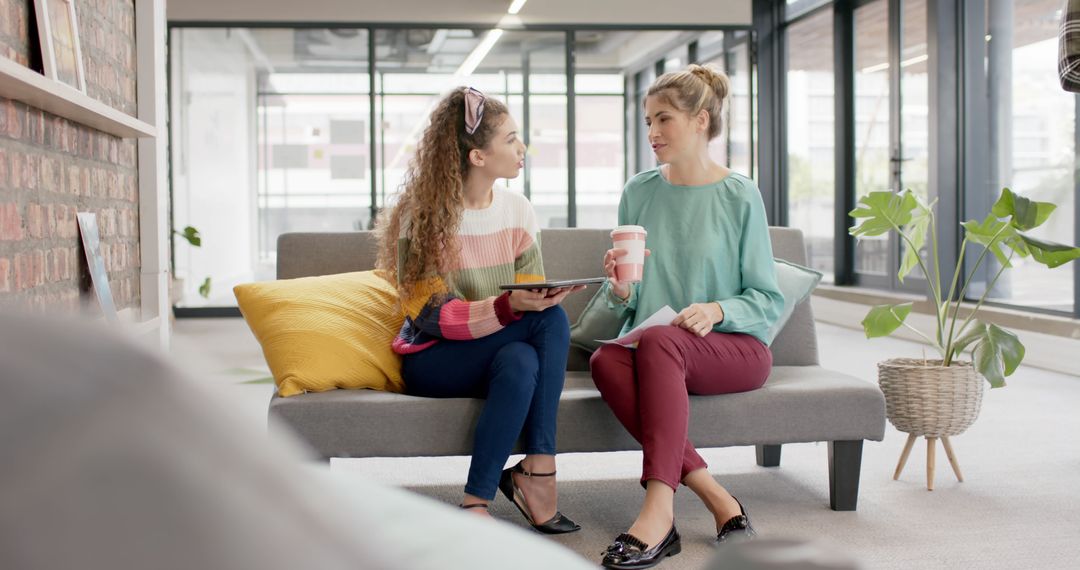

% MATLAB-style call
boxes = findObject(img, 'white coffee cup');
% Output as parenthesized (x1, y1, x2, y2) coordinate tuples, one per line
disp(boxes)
(611, 225, 647, 282)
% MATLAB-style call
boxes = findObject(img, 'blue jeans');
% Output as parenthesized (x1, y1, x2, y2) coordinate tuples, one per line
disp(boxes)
(402, 306, 570, 500)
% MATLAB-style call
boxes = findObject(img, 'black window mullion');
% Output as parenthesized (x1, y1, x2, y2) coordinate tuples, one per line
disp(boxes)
(888, 0, 902, 291)
(834, 0, 856, 285)
(1074, 94, 1080, 317)
(522, 50, 531, 201)
(623, 75, 632, 182)
(368, 29, 377, 227)
(566, 30, 576, 228)
(752, 0, 784, 225)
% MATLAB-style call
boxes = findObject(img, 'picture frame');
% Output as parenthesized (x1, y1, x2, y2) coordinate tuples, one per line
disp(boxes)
(33, 0, 87, 92)
(77, 212, 118, 323)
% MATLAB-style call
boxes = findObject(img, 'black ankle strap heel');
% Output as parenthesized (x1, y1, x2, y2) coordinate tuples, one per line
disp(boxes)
(497, 461, 581, 535)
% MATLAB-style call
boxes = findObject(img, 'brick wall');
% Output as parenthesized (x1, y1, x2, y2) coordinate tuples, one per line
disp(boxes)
(0, 0, 140, 314)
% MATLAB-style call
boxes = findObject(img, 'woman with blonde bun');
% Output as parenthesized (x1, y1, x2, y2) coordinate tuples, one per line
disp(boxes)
(591, 64, 783, 569)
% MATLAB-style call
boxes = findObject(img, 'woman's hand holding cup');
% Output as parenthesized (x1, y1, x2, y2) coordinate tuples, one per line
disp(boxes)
(603, 246, 650, 301)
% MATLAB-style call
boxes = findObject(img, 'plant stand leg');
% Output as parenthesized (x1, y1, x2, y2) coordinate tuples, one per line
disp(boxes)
(926, 436, 937, 491)
(941, 436, 964, 482)
(894, 433, 918, 480)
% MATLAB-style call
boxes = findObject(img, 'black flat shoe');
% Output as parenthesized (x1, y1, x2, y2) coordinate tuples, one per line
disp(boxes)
(498, 461, 581, 534)
(601, 525, 681, 569)
(715, 496, 757, 545)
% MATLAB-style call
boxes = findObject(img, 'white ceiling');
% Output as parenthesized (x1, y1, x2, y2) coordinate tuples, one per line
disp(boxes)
(167, 0, 752, 27)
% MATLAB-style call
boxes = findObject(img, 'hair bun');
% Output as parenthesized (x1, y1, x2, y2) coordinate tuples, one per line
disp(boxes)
(689, 63, 730, 102)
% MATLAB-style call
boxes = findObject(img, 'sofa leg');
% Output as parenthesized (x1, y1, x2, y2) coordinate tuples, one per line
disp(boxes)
(755, 444, 781, 467)
(828, 440, 863, 511)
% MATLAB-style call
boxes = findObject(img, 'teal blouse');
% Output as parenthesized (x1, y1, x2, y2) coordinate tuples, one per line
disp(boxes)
(605, 168, 784, 345)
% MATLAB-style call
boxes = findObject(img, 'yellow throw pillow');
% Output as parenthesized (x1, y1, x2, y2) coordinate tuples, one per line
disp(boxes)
(234, 270, 405, 397)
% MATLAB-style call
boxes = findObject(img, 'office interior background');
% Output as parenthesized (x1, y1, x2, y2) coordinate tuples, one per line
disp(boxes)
(168, 0, 1078, 334)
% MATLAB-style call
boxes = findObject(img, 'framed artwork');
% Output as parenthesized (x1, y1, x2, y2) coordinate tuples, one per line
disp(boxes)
(33, 0, 87, 92)
(77, 212, 118, 323)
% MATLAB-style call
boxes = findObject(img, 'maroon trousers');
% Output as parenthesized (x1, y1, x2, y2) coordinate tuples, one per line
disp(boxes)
(589, 325, 772, 491)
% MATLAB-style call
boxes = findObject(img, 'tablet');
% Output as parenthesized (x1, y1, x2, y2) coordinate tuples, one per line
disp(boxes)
(499, 277, 608, 290)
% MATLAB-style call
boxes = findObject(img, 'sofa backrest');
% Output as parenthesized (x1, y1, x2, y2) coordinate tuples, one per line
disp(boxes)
(276, 227, 819, 366)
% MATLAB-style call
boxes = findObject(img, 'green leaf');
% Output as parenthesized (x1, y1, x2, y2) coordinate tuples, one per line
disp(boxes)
(1018, 234, 1080, 269)
(898, 193, 932, 283)
(973, 341, 1004, 388)
(972, 324, 1025, 388)
(991, 188, 1055, 231)
(848, 191, 917, 238)
(177, 226, 202, 247)
(1001, 232, 1032, 259)
(986, 325, 1023, 377)
(989, 187, 1013, 218)
(962, 215, 1015, 268)
(198, 277, 212, 299)
(861, 303, 913, 339)
(950, 321, 987, 357)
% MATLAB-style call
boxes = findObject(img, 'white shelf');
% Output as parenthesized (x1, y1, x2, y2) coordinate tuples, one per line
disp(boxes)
(0, 56, 156, 139)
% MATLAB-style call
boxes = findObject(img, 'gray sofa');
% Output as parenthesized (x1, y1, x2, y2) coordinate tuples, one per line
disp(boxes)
(269, 227, 886, 511)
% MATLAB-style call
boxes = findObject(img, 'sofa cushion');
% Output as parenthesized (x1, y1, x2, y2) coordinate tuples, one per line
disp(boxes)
(235, 270, 405, 396)
(269, 366, 885, 459)
(765, 259, 824, 345)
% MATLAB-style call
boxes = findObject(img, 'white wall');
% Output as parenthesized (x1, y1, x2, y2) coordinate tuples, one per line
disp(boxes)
(167, 0, 752, 27)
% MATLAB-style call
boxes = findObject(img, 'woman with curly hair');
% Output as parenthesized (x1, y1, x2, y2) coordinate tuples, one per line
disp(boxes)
(592, 64, 783, 569)
(375, 87, 583, 533)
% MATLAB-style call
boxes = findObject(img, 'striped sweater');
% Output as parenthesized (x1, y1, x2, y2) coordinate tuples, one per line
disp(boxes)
(391, 189, 545, 354)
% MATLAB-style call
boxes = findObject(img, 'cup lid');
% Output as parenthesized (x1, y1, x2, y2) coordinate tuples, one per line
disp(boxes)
(611, 225, 647, 237)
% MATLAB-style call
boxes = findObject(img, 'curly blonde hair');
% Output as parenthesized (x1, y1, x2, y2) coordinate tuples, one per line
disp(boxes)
(375, 87, 509, 300)
(647, 63, 730, 140)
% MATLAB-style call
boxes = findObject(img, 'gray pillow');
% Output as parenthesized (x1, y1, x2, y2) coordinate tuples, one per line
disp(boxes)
(765, 258, 823, 344)
(569, 286, 626, 353)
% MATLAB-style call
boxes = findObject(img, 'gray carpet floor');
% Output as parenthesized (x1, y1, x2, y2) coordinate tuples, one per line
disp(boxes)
(175, 315, 1080, 569)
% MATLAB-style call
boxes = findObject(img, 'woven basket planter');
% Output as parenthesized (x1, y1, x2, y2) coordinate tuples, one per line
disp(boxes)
(877, 358, 985, 437)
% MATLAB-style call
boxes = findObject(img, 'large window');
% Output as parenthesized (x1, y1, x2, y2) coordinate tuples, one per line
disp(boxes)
(700, 32, 754, 180)
(170, 26, 748, 310)
(785, 7, 835, 280)
(775, 0, 1079, 319)
(853, 0, 891, 279)
(575, 74, 625, 228)
(728, 40, 754, 178)
(257, 70, 373, 276)
(370, 30, 568, 226)
(967, 0, 1075, 312)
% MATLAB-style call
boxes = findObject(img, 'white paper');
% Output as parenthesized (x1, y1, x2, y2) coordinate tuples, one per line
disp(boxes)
(597, 305, 678, 348)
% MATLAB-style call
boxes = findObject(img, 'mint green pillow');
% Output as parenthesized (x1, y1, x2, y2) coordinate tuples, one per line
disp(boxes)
(569, 287, 626, 353)
(765, 258, 823, 344)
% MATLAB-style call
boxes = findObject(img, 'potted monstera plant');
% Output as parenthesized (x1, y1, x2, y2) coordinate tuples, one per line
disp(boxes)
(849, 188, 1080, 490)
